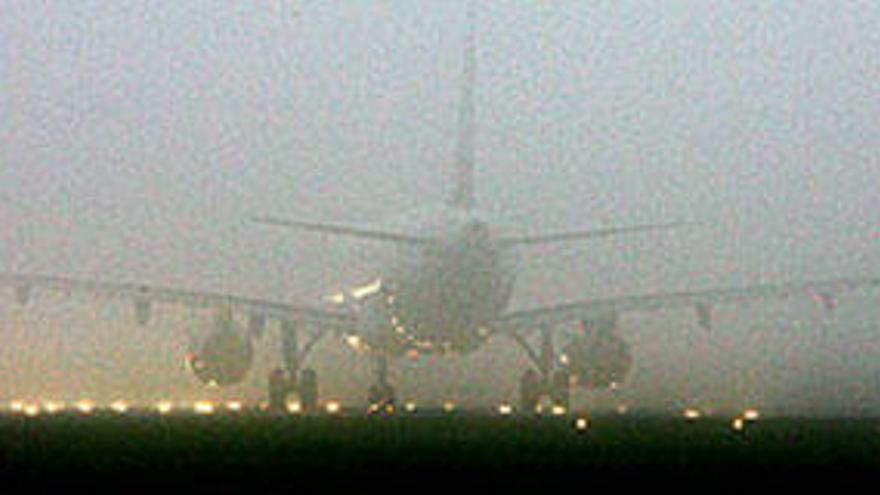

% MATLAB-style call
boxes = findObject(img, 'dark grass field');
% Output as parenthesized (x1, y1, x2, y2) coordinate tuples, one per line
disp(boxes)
(2, 411, 880, 491)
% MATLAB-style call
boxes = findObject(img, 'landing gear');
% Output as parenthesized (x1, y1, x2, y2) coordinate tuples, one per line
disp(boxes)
(267, 321, 326, 413)
(550, 369, 571, 411)
(519, 369, 542, 413)
(268, 368, 290, 413)
(514, 326, 571, 414)
(518, 369, 570, 414)
(299, 368, 318, 413)
(367, 354, 396, 413)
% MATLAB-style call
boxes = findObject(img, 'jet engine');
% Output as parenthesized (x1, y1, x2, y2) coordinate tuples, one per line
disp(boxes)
(186, 313, 253, 386)
(561, 316, 632, 390)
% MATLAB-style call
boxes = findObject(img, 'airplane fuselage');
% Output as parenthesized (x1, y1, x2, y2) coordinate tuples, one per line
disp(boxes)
(357, 209, 518, 356)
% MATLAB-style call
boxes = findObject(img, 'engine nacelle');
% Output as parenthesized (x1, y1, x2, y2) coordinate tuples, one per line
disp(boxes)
(561, 317, 632, 390)
(186, 315, 253, 386)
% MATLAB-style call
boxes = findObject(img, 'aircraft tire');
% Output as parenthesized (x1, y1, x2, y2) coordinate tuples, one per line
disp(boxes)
(519, 369, 541, 414)
(299, 368, 318, 413)
(551, 370, 571, 410)
(367, 383, 395, 412)
(268, 368, 288, 413)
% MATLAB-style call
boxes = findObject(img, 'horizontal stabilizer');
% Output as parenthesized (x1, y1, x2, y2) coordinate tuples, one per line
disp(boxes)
(251, 216, 431, 246)
(496, 221, 692, 248)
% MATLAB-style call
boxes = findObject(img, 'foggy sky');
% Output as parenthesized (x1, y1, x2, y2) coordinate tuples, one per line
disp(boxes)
(1, 1, 878, 414)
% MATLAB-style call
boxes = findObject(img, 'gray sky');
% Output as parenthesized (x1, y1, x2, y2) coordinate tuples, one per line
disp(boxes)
(1, 1, 879, 414)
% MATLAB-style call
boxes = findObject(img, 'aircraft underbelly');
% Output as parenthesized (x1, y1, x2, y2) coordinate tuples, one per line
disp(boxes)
(360, 243, 514, 355)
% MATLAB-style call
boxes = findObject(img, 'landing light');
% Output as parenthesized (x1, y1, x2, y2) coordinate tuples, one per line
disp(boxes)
(345, 335, 368, 353)
(732, 416, 745, 432)
(24, 404, 40, 417)
(551, 405, 567, 417)
(9, 401, 25, 413)
(442, 401, 456, 413)
(616, 404, 630, 415)
(351, 278, 382, 300)
(498, 403, 513, 416)
(325, 291, 346, 304)
(225, 401, 243, 412)
(325, 401, 341, 415)
(743, 408, 760, 422)
(574, 416, 590, 432)
(404, 401, 417, 413)
(43, 401, 64, 414)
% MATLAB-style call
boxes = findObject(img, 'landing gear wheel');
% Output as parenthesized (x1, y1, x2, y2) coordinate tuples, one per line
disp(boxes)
(299, 368, 318, 413)
(519, 369, 541, 414)
(268, 368, 289, 413)
(367, 383, 396, 414)
(551, 370, 571, 411)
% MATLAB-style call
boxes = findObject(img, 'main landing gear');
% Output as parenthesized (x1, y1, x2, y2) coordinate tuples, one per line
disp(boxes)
(367, 353, 395, 414)
(267, 321, 325, 413)
(513, 326, 571, 414)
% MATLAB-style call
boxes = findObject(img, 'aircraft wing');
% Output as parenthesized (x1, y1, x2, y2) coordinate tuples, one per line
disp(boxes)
(0, 271, 357, 329)
(494, 277, 880, 333)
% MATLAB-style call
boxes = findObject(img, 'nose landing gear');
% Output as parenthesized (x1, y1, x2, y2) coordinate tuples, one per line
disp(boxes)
(514, 326, 571, 414)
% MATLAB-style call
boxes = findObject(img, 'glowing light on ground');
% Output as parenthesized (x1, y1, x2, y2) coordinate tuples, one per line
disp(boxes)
(498, 403, 513, 416)
(442, 400, 456, 413)
(732, 416, 745, 432)
(225, 401, 243, 412)
(9, 401, 25, 413)
(286, 401, 302, 414)
(404, 402, 417, 413)
(155, 401, 174, 415)
(743, 408, 760, 422)
(24, 404, 40, 417)
(193, 401, 215, 415)
(325, 401, 341, 414)
(574, 416, 590, 432)
(551, 405, 567, 417)
(43, 401, 64, 414)
(110, 400, 130, 414)
(683, 408, 702, 421)
(75, 400, 96, 415)
(616, 404, 629, 415)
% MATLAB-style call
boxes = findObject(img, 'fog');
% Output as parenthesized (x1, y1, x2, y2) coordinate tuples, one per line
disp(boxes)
(1, 1, 878, 415)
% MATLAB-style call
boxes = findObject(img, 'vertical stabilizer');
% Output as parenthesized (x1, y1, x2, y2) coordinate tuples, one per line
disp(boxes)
(448, 0, 476, 212)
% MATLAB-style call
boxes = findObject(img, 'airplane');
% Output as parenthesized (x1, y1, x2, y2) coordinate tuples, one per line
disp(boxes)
(2, 2, 878, 413)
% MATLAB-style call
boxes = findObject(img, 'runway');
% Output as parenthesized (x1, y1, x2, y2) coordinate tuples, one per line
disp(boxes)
(2, 408, 879, 491)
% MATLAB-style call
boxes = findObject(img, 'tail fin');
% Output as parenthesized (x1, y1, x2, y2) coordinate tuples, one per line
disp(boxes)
(447, 0, 476, 212)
